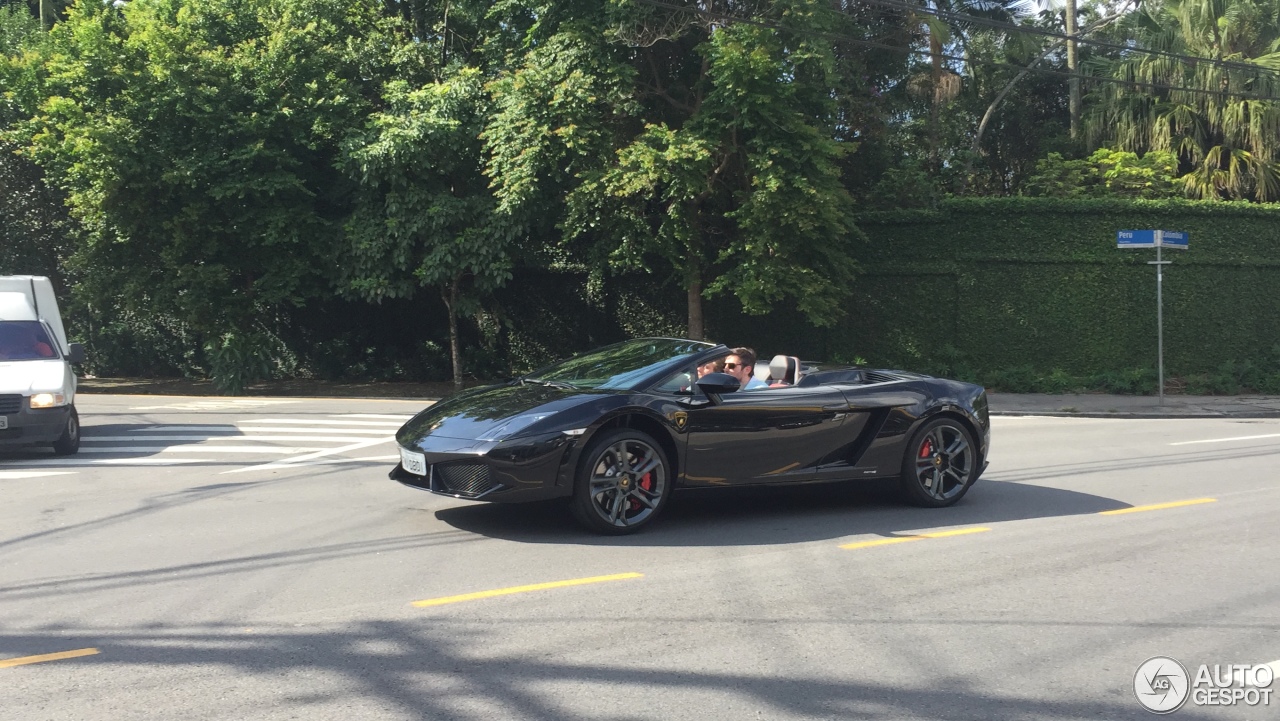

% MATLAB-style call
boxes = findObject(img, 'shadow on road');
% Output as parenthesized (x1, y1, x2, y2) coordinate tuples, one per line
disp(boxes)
(434, 478, 1124, 547)
(0, 620, 1224, 721)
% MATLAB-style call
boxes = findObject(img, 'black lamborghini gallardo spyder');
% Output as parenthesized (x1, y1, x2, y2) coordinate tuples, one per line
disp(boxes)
(390, 338, 990, 534)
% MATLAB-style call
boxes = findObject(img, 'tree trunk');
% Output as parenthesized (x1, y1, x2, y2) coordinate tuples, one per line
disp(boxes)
(686, 270, 704, 341)
(443, 276, 463, 391)
(1065, 0, 1081, 139)
(929, 32, 943, 172)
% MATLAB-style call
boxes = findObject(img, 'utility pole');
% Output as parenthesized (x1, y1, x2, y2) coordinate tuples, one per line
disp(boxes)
(1065, 0, 1081, 139)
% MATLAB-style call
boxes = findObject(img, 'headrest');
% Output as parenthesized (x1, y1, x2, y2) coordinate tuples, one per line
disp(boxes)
(768, 356, 788, 381)
(769, 355, 797, 384)
(754, 361, 771, 381)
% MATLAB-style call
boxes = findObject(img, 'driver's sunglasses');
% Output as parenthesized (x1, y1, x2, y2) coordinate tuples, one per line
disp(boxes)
(723, 362, 740, 370)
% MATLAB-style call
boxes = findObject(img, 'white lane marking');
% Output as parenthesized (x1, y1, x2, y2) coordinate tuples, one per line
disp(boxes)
(133, 426, 391, 435)
(0, 471, 78, 479)
(78, 446, 325, 454)
(223, 436, 394, 474)
(1169, 433, 1280, 446)
(246, 419, 404, 427)
(4, 458, 211, 466)
(129, 400, 299, 411)
(83, 435, 381, 443)
(337, 414, 417, 420)
(351, 455, 400, 461)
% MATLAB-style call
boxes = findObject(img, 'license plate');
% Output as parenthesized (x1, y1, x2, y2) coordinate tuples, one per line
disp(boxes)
(0, 416, 7, 430)
(399, 447, 427, 476)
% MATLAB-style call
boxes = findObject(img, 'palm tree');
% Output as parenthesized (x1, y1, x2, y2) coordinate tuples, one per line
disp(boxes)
(907, 0, 1034, 169)
(1088, 0, 1280, 200)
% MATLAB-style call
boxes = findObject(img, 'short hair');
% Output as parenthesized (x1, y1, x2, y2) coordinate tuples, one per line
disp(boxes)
(730, 347, 757, 369)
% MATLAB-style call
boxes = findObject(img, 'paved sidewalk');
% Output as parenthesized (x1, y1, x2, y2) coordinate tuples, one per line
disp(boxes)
(989, 393, 1280, 418)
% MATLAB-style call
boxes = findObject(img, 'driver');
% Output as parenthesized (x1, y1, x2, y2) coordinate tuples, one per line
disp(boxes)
(724, 347, 768, 391)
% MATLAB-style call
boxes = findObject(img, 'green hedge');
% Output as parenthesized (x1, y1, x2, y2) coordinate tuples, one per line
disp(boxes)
(840, 197, 1280, 377)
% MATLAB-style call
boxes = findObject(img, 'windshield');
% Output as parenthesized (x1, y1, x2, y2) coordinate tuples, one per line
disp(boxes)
(0, 321, 60, 361)
(526, 338, 714, 390)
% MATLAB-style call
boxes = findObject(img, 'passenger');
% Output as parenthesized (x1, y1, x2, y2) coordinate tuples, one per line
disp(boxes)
(723, 347, 768, 391)
(697, 359, 724, 378)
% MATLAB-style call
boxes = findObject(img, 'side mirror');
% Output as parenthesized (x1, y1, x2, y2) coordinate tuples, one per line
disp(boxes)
(67, 343, 86, 364)
(695, 372, 740, 403)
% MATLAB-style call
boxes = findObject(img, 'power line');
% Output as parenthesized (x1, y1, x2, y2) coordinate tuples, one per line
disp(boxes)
(852, 0, 1280, 81)
(630, 0, 1280, 102)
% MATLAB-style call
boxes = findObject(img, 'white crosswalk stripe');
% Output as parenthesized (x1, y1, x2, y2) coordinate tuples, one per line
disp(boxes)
(134, 426, 392, 435)
(239, 419, 405, 427)
(88, 435, 383, 443)
(63, 416, 404, 469)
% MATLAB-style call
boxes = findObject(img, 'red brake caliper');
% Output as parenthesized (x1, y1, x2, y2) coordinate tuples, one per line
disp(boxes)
(919, 439, 933, 458)
(630, 471, 653, 512)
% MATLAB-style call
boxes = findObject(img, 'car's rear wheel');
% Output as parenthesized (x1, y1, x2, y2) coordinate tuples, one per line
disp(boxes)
(899, 416, 976, 507)
(571, 429, 671, 535)
(52, 405, 80, 456)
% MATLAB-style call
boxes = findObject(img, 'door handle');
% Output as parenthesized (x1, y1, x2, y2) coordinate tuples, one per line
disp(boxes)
(822, 404, 847, 411)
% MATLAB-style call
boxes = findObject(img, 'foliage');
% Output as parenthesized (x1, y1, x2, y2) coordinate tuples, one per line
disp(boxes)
(1087, 0, 1280, 200)
(487, 1, 862, 339)
(6, 0, 411, 389)
(1023, 149, 1182, 198)
(847, 197, 1280, 381)
(204, 331, 274, 395)
(340, 67, 516, 388)
(1, 3, 38, 52)
(1, 3, 72, 283)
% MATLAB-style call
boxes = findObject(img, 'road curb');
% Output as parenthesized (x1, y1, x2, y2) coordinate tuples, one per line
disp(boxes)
(991, 410, 1280, 419)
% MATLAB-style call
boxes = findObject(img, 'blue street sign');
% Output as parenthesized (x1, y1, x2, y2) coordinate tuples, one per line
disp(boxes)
(1117, 230, 1157, 248)
(1160, 230, 1189, 249)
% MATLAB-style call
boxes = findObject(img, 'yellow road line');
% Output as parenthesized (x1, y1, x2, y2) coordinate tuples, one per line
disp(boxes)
(412, 572, 643, 607)
(840, 526, 990, 550)
(0, 648, 99, 669)
(1100, 498, 1217, 515)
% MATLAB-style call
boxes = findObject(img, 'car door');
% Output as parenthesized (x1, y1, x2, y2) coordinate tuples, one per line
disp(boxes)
(680, 386, 851, 486)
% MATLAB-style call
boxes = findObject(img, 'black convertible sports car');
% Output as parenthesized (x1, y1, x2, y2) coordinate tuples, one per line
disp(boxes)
(390, 338, 990, 534)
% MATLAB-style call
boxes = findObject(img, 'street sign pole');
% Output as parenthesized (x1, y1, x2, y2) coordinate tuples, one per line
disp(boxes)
(1119, 230, 1185, 406)
(1157, 241, 1163, 404)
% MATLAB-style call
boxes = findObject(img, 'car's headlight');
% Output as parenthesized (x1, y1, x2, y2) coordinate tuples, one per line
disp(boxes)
(476, 413, 553, 441)
(30, 392, 68, 409)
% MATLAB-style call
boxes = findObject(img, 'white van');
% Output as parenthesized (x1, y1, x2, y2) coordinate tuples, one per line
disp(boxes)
(0, 276, 85, 455)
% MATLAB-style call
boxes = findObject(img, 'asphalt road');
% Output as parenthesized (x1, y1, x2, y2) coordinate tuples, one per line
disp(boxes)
(1, 395, 1277, 720)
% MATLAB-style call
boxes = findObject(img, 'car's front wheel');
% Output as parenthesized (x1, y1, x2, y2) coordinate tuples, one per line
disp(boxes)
(52, 405, 80, 456)
(899, 416, 977, 507)
(571, 429, 671, 535)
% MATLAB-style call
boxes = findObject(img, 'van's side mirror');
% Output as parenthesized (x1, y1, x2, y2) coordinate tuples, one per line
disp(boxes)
(694, 372, 740, 404)
(67, 343, 86, 364)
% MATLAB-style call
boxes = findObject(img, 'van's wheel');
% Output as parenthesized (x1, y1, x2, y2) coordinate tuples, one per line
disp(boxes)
(52, 406, 80, 456)
(899, 416, 977, 507)
(570, 429, 671, 535)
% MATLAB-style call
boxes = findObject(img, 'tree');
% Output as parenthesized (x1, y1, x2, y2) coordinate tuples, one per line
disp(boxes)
(340, 69, 515, 390)
(1, 2, 71, 282)
(8, 0, 408, 389)
(1088, 0, 1280, 200)
(486, 0, 862, 340)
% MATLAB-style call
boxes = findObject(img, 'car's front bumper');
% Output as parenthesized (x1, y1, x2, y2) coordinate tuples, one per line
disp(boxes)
(0, 396, 69, 447)
(389, 430, 581, 502)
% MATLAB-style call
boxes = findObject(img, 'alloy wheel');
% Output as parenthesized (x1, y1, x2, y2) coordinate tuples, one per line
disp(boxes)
(913, 423, 973, 502)
(587, 438, 667, 528)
